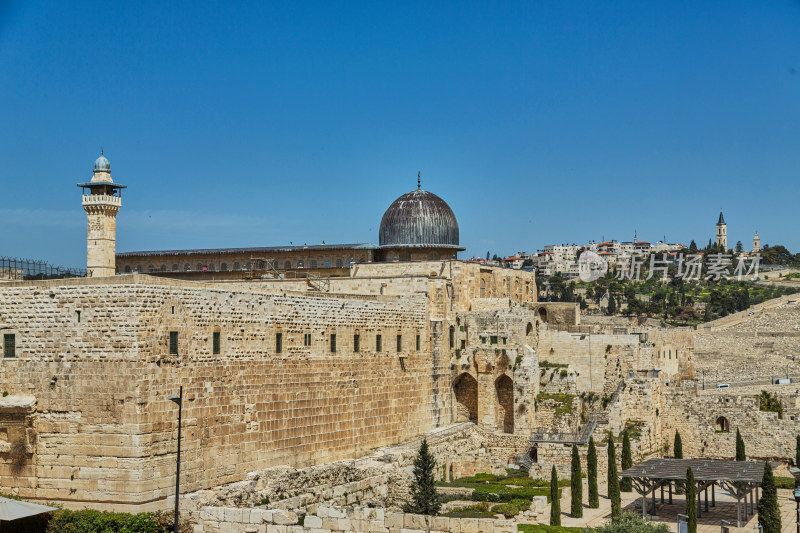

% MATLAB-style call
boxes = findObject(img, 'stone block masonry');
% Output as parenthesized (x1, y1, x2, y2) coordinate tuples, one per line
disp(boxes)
(0, 275, 443, 510)
(190, 504, 519, 533)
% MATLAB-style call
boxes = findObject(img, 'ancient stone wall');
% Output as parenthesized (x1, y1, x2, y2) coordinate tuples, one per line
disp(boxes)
(190, 504, 519, 533)
(0, 275, 442, 510)
(661, 382, 800, 461)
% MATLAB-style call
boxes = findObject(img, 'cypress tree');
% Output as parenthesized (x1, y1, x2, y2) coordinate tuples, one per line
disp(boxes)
(607, 435, 621, 519)
(673, 430, 683, 459)
(795, 435, 800, 467)
(758, 461, 781, 533)
(587, 436, 599, 508)
(735, 428, 746, 461)
(686, 467, 697, 533)
(674, 430, 684, 493)
(607, 294, 617, 315)
(550, 465, 561, 526)
(620, 430, 632, 492)
(403, 439, 440, 515)
(570, 444, 583, 517)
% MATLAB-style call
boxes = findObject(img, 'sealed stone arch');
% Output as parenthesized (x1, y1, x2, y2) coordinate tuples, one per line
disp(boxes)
(716, 416, 730, 432)
(495, 374, 514, 434)
(453, 373, 478, 423)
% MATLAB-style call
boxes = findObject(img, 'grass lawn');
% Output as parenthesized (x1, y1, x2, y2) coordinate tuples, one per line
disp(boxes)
(437, 469, 565, 518)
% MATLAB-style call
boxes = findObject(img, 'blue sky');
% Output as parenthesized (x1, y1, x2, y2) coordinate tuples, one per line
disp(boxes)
(1, 1, 798, 267)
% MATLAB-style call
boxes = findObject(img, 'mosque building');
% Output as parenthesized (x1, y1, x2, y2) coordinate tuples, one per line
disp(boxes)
(114, 159, 464, 278)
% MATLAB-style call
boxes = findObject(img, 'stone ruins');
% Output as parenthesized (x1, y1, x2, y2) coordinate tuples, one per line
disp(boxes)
(0, 153, 797, 533)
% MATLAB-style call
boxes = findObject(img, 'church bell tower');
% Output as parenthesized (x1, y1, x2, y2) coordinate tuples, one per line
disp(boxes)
(77, 151, 125, 277)
(715, 209, 727, 250)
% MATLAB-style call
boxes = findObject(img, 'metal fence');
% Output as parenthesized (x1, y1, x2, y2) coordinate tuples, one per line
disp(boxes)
(0, 257, 86, 280)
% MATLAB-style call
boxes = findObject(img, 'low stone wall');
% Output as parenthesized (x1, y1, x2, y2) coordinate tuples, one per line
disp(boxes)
(191, 505, 518, 533)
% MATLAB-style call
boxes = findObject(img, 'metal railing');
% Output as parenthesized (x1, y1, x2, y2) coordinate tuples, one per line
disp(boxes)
(0, 257, 85, 280)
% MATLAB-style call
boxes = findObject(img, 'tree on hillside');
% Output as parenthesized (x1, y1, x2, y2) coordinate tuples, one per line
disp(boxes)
(689, 240, 698, 254)
(607, 435, 621, 519)
(735, 428, 746, 461)
(587, 436, 599, 508)
(607, 294, 617, 315)
(620, 430, 633, 492)
(570, 444, 583, 517)
(674, 431, 683, 459)
(686, 467, 697, 533)
(592, 512, 670, 532)
(550, 465, 561, 526)
(758, 461, 781, 533)
(736, 240, 744, 252)
(403, 439, 440, 515)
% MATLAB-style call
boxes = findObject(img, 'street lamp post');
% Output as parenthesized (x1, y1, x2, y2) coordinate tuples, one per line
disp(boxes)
(168, 386, 183, 533)
(791, 467, 800, 533)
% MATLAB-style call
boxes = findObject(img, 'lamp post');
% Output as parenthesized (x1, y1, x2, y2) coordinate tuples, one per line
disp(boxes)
(168, 386, 183, 533)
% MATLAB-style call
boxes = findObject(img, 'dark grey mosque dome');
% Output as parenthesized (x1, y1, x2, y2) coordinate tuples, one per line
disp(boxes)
(379, 188, 460, 248)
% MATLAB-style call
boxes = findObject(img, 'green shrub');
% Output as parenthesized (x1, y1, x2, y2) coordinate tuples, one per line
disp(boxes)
(492, 503, 521, 518)
(591, 511, 669, 532)
(44, 509, 191, 533)
(774, 476, 796, 489)
(517, 524, 585, 532)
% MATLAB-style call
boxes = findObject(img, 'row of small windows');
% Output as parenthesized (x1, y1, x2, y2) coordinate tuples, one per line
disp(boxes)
(123, 258, 354, 273)
(167, 331, 421, 355)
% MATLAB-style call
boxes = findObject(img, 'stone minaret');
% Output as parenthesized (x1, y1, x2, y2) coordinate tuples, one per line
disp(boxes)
(77, 151, 125, 277)
(715, 209, 727, 250)
(753, 231, 761, 253)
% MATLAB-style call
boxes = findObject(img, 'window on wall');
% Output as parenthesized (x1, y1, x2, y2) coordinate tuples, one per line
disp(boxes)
(297, 260, 304, 268)
(336, 259, 343, 268)
(160, 265, 167, 272)
(416, 334, 420, 351)
(209, 263, 215, 271)
(324, 259, 331, 268)
(185, 264, 191, 271)
(3, 334, 15, 358)
(303, 333, 312, 347)
(276, 333, 283, 354)
(284, 260, 291, 269)
(172, 264, 178, 271)
(330, 334, 336, 353)
(310, 260, 318, 268)
(396, 334, 402, 352)
(353, 334, 360, 353)
(197, 263, 203, 271)
(490, 335, 498, 345)
(148, 265, 155, 272)
(449, 326, 455, 349)
(376, 334, 382, 352)
(124, 265, 131, 273)
(213, 332, 220, 354)
(233, 262, 240, 270)
(169, 331, 178, 355)
(221, 262, 228, 271)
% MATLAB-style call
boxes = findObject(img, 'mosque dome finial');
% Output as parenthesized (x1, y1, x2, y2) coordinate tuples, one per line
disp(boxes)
(94, 149, 110, 173)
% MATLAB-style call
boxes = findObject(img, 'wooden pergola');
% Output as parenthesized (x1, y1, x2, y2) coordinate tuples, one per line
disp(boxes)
(620, 458, 767, 527)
